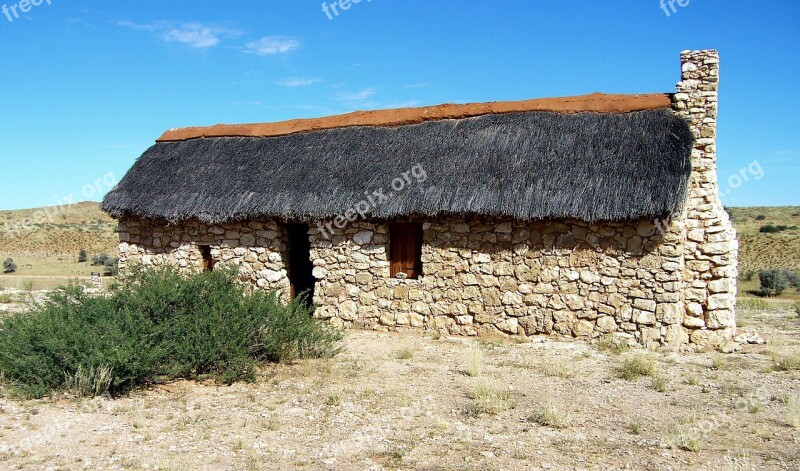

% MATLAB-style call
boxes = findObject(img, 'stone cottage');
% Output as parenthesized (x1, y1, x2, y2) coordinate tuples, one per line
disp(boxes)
(101, 50, 737, 350)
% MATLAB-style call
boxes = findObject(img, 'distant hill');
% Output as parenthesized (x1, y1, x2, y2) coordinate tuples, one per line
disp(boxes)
(727, 206, 800, 273)
(0, 202, 118, 257)
(0, 202, 797, 273)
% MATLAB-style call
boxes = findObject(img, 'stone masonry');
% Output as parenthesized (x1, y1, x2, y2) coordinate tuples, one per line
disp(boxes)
(672, 49, 738, 349)
(114, 50, 737, 350)
(117, 219, 291, 293)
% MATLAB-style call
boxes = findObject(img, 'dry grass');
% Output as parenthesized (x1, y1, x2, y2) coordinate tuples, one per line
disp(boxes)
(770, 350, 800, 372)
(542, 360, 578, 379)
(0, 202, 118, 257)
(787, 395, 800, 429)
(527, 403, 572, 429)
(1, 321, 799, 469)
(395, 348, 415, 360)
(463, 381, 512, 417)
(728, 206, 800, 273)
(595, 335, 631, 355)
(617, 355, 656, 381)
(651, 376, 670, 393)
(464, 345, 483, 377)
(64, 365, 114, 398)
(669, 423, 705, 452)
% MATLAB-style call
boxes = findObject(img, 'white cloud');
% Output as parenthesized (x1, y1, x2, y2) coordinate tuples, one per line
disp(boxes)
(382, 100, 423, 109)
(229, 100, 264, 106)
(403, 82, 431, 89)
(244, 37, 301, 56)
(117, 20, 242, 49)
(275, 77, 322, 87)
(335, 88, 377, 102)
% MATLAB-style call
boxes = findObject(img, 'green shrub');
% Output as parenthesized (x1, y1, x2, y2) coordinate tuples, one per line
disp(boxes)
(740, 270, 755, 282)
(91, 253, 112, 267)
(0, 267, 342, 399)
(3, 258, 16, 274)
(759, 224, 798, 234)
(755, 215, 766, 221)
(785, 270, 799, 289)
(759, 269, 788, 297)
(103, 257, 119, 276)
(78, 249, 88, 263)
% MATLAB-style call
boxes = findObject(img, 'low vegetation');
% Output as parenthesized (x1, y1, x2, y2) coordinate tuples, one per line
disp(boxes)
(464, 345, 483, 377)
(787, 396, 800, 429)
(0, 267, 342, 399)
(758, 269, 792, 297)
(464, 381, 512, 417)
(758, 224, 798, 234)
(670, 425, 704, 452)
(595, 335, 631, 355)
(91, 252, 119, 276)
(617, 355, 656, 381)
(527, 403, 572, 429)
(3, 258, 16, 274)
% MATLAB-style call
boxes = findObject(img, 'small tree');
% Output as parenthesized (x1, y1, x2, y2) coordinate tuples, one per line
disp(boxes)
(103, 257, 119, 277)
(3, 258, 17, 274)
(784, 270, 799, 290)
(91, 253, 112, 267)
(78, 249, 88, 263)
(759, 269, 788, 297)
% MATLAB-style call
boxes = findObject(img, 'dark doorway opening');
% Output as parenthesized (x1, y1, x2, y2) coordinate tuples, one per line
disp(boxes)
(199, 245, 215, 272)
(288, 224, 315, 307)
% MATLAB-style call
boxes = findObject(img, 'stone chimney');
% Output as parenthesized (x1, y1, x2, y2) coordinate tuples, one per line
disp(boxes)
(672, 50, 738, 350)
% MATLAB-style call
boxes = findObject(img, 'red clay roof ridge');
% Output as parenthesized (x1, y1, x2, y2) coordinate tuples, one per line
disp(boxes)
(156, 92, 673, 142)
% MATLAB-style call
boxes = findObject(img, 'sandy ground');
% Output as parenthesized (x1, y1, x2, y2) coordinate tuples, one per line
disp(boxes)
(0, 308, 798, 471)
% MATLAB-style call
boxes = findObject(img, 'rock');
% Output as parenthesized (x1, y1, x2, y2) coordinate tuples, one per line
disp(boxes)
(353, 231, 373, 245)
(596, 316, 618, 333)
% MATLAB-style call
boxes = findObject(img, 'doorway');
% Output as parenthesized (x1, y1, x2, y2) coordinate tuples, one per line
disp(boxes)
(287, 223, 315, 306)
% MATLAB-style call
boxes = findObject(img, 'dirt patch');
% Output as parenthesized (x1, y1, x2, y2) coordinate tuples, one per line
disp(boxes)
(157, 93, 672, 142)
(1, 308, 798, 470)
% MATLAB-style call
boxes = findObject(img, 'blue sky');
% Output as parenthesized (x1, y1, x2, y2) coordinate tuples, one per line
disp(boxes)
(0, 0, 797, 210)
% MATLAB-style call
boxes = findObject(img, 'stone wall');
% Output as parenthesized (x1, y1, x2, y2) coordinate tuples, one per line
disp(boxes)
(672, 49, 738, 349)
(113, 50, 738, 351)
(117, 218, 291, 295)
(310, 217, 690, 349)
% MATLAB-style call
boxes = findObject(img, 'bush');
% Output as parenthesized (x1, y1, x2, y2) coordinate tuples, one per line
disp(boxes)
(785, 270, 799, 289)
(740, 270, 755, 282)
(78, 249, 88, 263)
(759, 269, 789, 297)
(103, 257, 119, 276)
(2, 258, 16, 274)
(755, 215, 766, 221)
(759, 224, 798, 234)
(0, 267, 342, 399)
(91, 253, 112, 267)
(617, 355, 656, 381)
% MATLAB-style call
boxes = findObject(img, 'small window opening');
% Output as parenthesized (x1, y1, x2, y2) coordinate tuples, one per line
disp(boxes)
(199, 245, 215, 272)
(389, 223, 423, 279)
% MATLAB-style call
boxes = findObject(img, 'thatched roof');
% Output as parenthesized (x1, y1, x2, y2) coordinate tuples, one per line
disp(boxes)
(102, 101, 693, 224)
